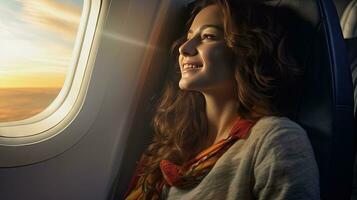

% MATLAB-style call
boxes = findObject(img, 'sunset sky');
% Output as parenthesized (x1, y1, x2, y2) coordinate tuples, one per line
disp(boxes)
(0, 0, 84, 88)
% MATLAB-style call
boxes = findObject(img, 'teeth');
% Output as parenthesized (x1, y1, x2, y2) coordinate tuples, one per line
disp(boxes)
(183, 64, 199, 69)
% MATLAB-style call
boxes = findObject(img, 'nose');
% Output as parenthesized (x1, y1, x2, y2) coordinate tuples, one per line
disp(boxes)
(179, 38, 198, 56)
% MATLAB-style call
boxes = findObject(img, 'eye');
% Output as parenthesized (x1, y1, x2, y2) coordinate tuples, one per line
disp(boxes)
(201, 34, 216, 40)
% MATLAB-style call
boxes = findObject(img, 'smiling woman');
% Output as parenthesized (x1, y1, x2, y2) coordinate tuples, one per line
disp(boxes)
(0, 0, 84, 122)
(123, 0, 320, 199)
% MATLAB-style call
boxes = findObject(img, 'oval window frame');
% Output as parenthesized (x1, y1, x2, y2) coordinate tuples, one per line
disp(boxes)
(0, 0, 106, 167)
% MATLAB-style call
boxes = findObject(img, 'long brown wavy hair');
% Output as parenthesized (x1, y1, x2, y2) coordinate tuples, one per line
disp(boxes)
(137, 0, 302, 198)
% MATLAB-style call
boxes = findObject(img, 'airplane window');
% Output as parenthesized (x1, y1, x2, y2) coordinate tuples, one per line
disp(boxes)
(0, 0, 101, 166)
(0, 0, 84, 122)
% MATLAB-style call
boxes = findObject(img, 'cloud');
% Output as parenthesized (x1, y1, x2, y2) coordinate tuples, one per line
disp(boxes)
(0, 36, 73, 71)
(0, 88, 61, 122)
(0, 73, 66, 88)
(0, 1, 81, 88)
(16, 0, 82, 39)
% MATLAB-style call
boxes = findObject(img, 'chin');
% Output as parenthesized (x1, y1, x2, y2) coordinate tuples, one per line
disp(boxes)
(178, 80, 190, 90)
(179, 79, 196, 91)
(179, 79, 205, 92)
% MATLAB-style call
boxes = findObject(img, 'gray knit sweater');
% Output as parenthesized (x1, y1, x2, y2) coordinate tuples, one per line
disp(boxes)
(162, 116, 320, 200)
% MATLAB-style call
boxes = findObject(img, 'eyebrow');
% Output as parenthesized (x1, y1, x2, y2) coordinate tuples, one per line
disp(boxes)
(188, 24, 224, 34)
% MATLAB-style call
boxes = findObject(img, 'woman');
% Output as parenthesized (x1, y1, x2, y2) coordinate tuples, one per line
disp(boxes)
(124, 0, 320, 199)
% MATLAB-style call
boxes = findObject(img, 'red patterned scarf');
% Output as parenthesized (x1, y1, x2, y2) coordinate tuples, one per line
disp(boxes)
(124, 118, 256, 200)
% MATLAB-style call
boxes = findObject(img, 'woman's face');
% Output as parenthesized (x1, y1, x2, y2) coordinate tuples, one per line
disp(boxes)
(178, 4, 235, 92)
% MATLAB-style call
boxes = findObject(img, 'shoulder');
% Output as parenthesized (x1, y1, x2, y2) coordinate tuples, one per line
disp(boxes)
(250, 117, 320, 199)
(249, 116, 314, 164)
(249, 116, 307, 147)
(252, 116, 305, 135)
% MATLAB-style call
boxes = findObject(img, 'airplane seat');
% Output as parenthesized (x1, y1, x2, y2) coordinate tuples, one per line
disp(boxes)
(109, 0, 355, 199)
(339, 1, 357, 199)
(333, 0, 352, 18)
(273, 0, 354, 200)
(341, 0, 357, 108)
(348, 37, 357, 200)
(341, 0, 357, 39)
(347, 38, 357, 112)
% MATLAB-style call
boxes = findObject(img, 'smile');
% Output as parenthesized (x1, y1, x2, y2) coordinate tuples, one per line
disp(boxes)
(182, 63, 202, 73)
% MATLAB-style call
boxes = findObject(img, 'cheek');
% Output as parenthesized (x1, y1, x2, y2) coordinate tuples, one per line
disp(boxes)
(201, 45, 234, 72)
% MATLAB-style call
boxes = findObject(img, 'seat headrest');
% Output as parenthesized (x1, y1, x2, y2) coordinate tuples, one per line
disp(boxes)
(341, 0, 357, 38)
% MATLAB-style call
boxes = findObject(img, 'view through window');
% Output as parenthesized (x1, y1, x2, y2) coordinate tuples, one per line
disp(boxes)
(0, 0, 84, 122)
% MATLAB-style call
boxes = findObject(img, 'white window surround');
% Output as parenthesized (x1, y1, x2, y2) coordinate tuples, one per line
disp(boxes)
(0, 0, 100, 140)
(0, 0, 105, 167)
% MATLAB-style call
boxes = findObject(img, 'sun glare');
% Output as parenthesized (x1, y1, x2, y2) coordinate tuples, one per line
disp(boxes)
(0, 0, 82, 89)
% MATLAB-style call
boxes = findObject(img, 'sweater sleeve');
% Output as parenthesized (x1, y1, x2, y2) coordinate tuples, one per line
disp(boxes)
(253, 121, 320, 200)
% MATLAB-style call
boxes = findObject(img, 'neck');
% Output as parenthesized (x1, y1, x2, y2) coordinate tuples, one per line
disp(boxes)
(202, 88, 239, 145)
